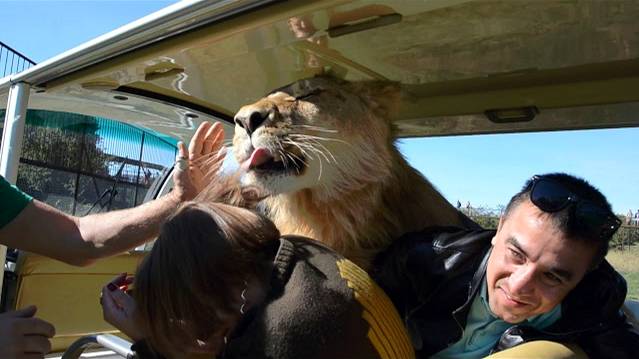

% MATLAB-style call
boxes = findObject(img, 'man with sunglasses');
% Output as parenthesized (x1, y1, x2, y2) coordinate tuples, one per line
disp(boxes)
(374, 173, 637, 358)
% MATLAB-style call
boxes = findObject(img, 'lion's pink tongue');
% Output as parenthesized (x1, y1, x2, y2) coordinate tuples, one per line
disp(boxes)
(247, 148, 272, 169)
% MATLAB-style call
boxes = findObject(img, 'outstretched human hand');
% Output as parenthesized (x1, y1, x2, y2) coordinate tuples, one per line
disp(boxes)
(173, 121, 226, 200)
(0, 305, 55, 359)
(100, 273, 143, 342)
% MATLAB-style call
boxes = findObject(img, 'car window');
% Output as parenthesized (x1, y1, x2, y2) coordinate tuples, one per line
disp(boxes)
(0, 109, 177, 215)
(399, 126, 639, 300)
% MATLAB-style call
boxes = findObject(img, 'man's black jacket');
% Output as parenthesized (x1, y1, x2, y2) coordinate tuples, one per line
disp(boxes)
(372, 226, 639, 359)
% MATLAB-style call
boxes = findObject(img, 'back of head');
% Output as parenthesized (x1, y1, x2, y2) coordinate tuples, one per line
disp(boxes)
(195, 172, 266, 209)
(504, 172, 619, 268)
(134, 199, 279, 356)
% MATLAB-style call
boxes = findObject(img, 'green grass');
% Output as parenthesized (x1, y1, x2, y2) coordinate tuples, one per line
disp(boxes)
(606, 245, 639, 300)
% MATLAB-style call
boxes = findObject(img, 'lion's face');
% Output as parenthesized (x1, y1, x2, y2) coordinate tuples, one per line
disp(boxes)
(232, 77, 397, 197)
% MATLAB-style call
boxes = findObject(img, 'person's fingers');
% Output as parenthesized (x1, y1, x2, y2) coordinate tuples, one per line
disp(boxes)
(204, 122, 220, 155)
(3, 305, 38, 319)
(177, 141, 188, 160)
(203, 148, 227, 171)
(22, 334, 52, 354)
(109, 273, 128, 286)
(101, 294, 122, 325)
(189, 121, 212, 160)
(201, 151, 228, 183)
(107, 286, 135, 309)
(174, 142, 190, 173)
(202, 122, 224, 155)
(195, 145, 227, 164)
(103, 284, 135, 315)
(17, 318, 55, 337)
(101, 286, 122, 316)
(120, 276, 134, 289)
(206, 129, 225, 159)
(110, 273, 134, 289)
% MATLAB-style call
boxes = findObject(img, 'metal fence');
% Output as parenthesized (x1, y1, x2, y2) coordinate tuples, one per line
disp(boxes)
(1, 109, 177, 215)
(0, 41, 35, 78)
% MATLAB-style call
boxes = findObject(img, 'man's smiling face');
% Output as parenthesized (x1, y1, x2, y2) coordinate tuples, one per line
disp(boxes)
(486, 200, 597, 323)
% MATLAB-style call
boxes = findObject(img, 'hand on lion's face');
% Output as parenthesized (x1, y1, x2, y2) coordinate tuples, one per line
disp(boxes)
(232, 76, 400, 198)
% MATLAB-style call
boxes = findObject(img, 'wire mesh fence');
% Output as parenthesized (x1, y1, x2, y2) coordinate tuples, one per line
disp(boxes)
(1, 109, 177, 215)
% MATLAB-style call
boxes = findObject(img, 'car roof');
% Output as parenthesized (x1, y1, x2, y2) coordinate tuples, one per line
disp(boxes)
(2, 0, 638, 141)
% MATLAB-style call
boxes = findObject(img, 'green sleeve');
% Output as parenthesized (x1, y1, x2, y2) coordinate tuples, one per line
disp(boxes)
(0, 175, 33, 229)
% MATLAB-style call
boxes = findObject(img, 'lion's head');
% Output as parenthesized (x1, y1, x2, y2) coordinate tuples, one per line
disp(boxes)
(232, 76, 469, 268)
(233, 76, 398, 201)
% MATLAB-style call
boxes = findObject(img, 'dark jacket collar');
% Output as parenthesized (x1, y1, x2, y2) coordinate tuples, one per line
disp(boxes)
(452, 247, 491, 329)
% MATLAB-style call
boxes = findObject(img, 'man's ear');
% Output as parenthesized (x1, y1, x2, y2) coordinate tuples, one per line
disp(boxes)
(492, 216, 505, 246)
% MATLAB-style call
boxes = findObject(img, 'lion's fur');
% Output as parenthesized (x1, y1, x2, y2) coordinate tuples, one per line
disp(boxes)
(232, 77, 469, 268)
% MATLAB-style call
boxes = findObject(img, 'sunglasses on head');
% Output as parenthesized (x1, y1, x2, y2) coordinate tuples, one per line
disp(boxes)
(528, 175, 622, 239)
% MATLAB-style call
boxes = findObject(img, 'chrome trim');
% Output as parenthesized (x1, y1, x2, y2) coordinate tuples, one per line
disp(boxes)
(0, 82, 30, 298)
(61, 334, 135, 359)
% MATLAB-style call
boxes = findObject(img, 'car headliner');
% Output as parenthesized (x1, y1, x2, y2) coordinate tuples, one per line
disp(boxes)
(1, 0, 638, 142)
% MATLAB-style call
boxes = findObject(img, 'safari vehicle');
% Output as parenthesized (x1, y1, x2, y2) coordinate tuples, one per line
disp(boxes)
(1, 0, 638, 357)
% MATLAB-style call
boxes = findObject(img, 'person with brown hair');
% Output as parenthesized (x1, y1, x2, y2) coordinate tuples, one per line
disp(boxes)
(100, 185, 414, 359)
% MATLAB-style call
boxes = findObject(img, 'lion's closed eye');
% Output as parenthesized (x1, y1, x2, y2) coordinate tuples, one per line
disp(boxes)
(294, 89, 324, 101)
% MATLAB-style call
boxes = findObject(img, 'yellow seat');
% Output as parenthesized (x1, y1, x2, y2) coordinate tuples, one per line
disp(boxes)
(13, 251, 145, 352)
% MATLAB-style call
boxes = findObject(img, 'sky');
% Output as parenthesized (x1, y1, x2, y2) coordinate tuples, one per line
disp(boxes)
(1, 0, 638, 214)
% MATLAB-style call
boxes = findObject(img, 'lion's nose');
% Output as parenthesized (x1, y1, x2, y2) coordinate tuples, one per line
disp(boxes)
(234, 110, 269, 136)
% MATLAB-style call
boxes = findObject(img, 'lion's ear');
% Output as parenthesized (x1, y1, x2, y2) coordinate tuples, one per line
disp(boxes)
(350, 81, 401, 119)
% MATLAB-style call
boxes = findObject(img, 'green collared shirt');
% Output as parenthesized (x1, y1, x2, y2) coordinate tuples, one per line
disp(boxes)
(432, 277, 561, 359)
(0, 175, 32, 229)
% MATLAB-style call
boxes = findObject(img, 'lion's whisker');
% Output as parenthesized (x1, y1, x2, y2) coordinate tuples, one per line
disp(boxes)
(289, 133, 350, 146)
(288, 142, 330, 166)
(290, 137, 336, 165)
(275, 142, 290, 168)
(278, 149, 290, 169)
(307, 144, 332, 164)
(287, 151, 309, 168)
(285, 137, 337, 166)
(289, 125, 338, 134)
(286, 152, 308, 175)
(282, 139, 314, 161)
(316, 153, 323, 182)
(304, 139, 337, 164)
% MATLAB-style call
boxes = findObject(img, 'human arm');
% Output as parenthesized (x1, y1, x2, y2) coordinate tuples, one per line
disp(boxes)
(0, 121, 226, 266)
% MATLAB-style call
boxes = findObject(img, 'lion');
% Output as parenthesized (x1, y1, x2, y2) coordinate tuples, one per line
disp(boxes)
(232, 77, 473, 268)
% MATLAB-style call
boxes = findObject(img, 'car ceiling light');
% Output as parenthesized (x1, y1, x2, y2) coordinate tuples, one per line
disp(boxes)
(485, 106, 539, 123)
